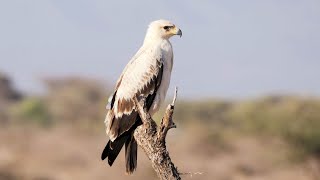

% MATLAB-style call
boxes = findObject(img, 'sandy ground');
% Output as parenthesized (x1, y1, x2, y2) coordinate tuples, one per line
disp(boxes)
(0, 126, 319, 180)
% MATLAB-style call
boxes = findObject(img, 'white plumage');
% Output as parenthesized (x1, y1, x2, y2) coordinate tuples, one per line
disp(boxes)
(105, 20, 181, 136)
(101, 19, 182, 174)
(114, 40, 172, 115)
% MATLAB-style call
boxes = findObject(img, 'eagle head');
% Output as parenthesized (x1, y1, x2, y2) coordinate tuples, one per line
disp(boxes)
(145, 19, 182, 42)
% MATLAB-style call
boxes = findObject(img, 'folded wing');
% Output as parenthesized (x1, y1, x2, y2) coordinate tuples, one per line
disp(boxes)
(105, 46, 164, 141)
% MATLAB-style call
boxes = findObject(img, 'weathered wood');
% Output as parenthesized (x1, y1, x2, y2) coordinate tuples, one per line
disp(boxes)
(133, 87, 181, 180)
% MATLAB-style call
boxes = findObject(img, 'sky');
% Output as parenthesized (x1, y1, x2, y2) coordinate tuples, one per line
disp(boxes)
(0, 0, 319, 99)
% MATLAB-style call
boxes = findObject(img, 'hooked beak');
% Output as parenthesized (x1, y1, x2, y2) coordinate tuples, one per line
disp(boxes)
(176, 28, 182, 37)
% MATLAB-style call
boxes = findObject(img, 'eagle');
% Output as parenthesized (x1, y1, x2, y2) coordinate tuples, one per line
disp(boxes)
(101, 19, 182, 174)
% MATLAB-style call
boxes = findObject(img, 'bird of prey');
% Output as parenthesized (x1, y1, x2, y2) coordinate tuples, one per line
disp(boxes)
(101, 19, 182, 174)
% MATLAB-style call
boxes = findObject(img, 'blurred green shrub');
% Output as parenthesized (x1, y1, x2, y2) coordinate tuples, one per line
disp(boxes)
(10, 98, 52, 127)
(174, 100, 232, 124)
(44, 77, 108, 128)
(174, 96, 320, 156)
(229, 96, 320, 155)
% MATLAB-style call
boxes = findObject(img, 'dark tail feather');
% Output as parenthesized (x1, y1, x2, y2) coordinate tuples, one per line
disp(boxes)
(125, 135, 137, 174)
(101, 140, 111, 160)
(101, 134, 129, 166)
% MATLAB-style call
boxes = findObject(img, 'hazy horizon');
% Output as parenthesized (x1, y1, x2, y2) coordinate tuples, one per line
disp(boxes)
(1, 0, 319, 98)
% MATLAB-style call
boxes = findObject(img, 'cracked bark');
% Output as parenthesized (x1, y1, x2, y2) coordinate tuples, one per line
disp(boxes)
(133, 87, 181, 180)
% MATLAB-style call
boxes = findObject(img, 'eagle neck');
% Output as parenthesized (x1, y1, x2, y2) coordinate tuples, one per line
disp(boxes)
(143, 37, 170, 48)
(143, 29, 167, 45)
(143, 37, 163, 45)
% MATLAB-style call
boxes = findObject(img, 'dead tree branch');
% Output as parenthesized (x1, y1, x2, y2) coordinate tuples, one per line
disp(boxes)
(133, 87, 181, 180)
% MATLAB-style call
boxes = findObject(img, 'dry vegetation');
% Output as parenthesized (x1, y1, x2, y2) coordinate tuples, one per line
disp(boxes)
(0, 72, 319, 180)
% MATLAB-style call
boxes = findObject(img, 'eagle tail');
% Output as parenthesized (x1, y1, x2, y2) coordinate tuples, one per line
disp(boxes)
(101, 133, 129, 166)
(125, 135, 137, 174)
(101, 131, 138, 174)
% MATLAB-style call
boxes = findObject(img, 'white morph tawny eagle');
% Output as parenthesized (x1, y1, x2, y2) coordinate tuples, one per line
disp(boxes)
(101, 19, 182, 173)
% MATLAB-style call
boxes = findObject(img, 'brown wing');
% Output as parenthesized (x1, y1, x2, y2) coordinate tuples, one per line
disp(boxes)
(105, 60, 163, 141)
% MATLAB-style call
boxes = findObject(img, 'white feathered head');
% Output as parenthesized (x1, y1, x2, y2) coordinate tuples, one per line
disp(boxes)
(144, 19, 182, 42)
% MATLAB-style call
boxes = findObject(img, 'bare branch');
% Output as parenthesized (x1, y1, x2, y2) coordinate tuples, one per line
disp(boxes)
(133, 88, 181, 180)
(171, 86, 178, 106)
(158, 87, 178, 142)
(133, 97, 156, 132)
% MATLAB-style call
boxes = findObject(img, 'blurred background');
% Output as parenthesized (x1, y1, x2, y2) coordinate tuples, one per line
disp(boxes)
(0, 0, 320, 180)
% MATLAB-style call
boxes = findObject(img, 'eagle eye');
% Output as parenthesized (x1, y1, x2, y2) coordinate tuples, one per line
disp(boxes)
(163, 26, 172, 30)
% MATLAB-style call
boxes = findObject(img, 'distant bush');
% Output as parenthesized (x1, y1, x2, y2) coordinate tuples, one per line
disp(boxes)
(175, 100, 232, 124)
(10, 98, 52, 127)
(0, 72, 22, 101)
(174, 96, 320, 157)
(229, 96, 320, 155)
(43, 77, 108, 130)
